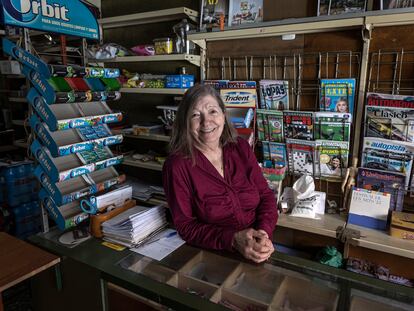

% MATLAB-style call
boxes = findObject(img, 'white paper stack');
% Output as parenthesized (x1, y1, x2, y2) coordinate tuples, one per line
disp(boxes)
(102, 205, 167, 248)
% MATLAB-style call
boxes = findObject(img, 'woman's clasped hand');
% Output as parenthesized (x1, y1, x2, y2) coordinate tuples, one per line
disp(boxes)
(232, 228, 275, 263)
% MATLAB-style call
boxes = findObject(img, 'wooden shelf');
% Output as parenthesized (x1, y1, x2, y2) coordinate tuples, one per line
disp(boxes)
(11, 120, 26, 126)
(277, 213, 346, 238)
(0, 145, 18, 153)
(89, 54, 201, 67)
(9, 97, 26, 103)
(122, 158, 163, 171)
(120, 88, 187, 95)
(189, 15, 364, 42)
(13, 139, 28, 149)
(346, 224, 414, 259)
(147, 198, 167, 206)
(99, 7, 198, 29)
(5, 74, 25, 79)
(188, 10, 414, 42)
(124, 134, 170, 142)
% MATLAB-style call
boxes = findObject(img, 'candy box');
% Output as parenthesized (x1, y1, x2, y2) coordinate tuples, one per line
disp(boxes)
(165, 75, 194, 88)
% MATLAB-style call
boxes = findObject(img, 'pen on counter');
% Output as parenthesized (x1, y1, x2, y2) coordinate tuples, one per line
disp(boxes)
(144, 231, 177, 246)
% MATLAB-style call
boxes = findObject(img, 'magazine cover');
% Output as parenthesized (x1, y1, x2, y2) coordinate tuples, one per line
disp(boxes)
(228, 0, 263, 26)
(365, 106, 414, 142)
(200, 0, 229, 30)
(259, 80, 289, 110)
(314, 111, 353, 123)
(261, 141, 287, 169)
(283, 111, 313, 141)
(314, 122, 351, 141)
(286, 139, 316, 175)
(381, 0, 414, 9)
(203, 80, 229, 90)
(361, 137, 414, 188)
(314, 112, 352, 141)
(315, 140, 349, 180)
(256, 109, 283, 142)
(320, 78, 356, 115)
(227, 80, 257, 89)
(366, 92, 414, 109)
(357, 167, 406, 212)
(365, 93, 414, 142)
(318, 0, 367, 15)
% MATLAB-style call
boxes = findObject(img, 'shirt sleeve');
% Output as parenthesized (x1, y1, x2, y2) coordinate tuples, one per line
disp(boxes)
(238, 138, 279, 238)
(162, 157, 238, 251)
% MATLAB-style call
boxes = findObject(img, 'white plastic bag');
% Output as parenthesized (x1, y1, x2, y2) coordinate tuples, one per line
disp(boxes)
(290, 175, 321, 219)
(292, 175, 315, 201)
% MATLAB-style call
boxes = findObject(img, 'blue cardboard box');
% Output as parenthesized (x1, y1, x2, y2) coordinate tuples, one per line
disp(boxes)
(165, 75, 194, 88)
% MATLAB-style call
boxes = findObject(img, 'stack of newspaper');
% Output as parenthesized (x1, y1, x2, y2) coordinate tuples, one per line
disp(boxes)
(102, 205, 167, 248)
(127, 178, 166, 203)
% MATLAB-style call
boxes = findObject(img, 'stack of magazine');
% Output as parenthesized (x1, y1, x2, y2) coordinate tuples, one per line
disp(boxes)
(102, 205, 167, 248)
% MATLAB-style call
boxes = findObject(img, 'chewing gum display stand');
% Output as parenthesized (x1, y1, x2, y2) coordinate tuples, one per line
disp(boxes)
(3, 38, 127, 230)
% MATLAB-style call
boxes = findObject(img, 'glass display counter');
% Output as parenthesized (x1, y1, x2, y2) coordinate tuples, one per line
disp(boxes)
(118, 245, 414, 311)
(28, 232, 414, 311)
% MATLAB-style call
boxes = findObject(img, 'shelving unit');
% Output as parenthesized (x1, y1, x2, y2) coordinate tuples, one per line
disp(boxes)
(188, 10, 414, 42)
(277, 214, 345, 239)
(89, 54, 201, 67)
(99, 7, 198, 29)
(8, 97, 26, 102)
(346, 224, 414, 260)
(122, 158, 163, 171)
(98, 6, 199, 177)
(13, 139, 28, 149)
(120, 88, 187, 95)
(11, 120, 25, 126)
(124, 133, 170, 142)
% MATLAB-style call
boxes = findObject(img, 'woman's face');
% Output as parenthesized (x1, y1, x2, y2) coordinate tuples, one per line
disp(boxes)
(190, 95, 225, 147)
(336, 100, 348, 112)
(331, 158, 341, 168)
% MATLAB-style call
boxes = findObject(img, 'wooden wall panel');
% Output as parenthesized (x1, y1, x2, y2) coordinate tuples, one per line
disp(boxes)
(263, 0, 317, 21)
(370, 25, 414, 51)
(206, 36, 305, 58)
(304, 30, 362, 53)
(368, 26, 414, 95)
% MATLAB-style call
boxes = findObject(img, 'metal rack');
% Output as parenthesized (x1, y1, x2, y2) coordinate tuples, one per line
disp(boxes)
(203, 51, 361, 209)
(205, 51, 361, 111)
(368, 49, 414, 94)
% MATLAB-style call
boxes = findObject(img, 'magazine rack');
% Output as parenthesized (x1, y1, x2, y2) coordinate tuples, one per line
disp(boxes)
(3, 38, 127, 231)
(203, 52, 360, 209)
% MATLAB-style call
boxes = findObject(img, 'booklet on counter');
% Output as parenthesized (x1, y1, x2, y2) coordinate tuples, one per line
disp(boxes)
(130, 228, 185, 261)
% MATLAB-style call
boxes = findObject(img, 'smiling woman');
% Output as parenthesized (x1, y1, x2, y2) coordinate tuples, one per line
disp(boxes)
(163, 84, 279, 263)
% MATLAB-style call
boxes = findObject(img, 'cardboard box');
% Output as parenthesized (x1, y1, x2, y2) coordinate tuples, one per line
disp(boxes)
(0, 60, 21, 74)
(165, 75, 194, 88)
(390, 211, 414, 240)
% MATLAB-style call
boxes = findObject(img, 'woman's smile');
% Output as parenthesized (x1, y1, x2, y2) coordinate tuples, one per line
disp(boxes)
(191, 95, 225, 147)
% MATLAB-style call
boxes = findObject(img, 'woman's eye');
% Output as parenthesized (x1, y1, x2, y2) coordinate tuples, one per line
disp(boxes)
(210, 110, 218, 115)
(191, 113, 200, 118)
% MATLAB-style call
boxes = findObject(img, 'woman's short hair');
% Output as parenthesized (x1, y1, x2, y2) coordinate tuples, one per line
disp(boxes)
(169, 84, 237, 159)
